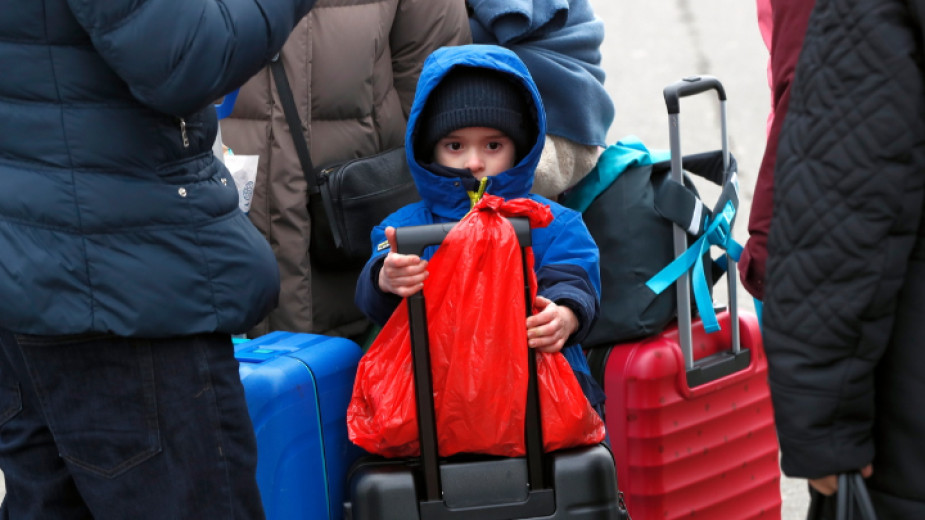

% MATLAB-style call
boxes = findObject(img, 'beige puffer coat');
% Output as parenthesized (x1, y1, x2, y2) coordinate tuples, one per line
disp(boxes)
(221, 0, 471, 337)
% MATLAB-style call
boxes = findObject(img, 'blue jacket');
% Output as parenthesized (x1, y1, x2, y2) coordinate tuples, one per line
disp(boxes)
(0, 0, 314, 336)
(468, 0, 613, 147)
(355, 45, 602, 390)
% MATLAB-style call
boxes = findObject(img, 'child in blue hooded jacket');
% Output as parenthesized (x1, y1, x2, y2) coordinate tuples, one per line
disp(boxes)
(354, 44, 605, 414)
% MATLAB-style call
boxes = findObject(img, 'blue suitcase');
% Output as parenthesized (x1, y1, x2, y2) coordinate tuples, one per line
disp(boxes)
(236, 331, 364, 520)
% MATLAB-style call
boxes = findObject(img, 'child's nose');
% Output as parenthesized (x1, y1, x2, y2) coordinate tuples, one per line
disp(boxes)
(465, 152, 484, 172)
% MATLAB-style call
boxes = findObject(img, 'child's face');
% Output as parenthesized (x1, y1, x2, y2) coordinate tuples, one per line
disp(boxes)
(433, 127, 517, 180)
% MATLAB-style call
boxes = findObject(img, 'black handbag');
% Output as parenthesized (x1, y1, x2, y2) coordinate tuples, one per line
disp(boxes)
(807, 473, 878, 520)
(269, 57, 420, 271)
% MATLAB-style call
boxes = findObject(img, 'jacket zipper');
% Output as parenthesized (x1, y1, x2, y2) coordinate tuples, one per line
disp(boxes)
(179, 118, 190, 148)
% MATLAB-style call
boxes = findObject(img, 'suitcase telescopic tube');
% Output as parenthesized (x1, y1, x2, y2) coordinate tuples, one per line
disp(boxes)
(720, 101, 741, 358)
(668, 113, 695, 371)
(407, 293, 442, 502)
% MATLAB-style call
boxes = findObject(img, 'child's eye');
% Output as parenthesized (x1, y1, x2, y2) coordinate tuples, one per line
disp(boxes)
(486, 141, 503, 151)
(446, 142, 462, 151)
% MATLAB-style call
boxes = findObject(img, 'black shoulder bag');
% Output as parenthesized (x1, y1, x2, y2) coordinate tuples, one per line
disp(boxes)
(269, 56, 420, 271)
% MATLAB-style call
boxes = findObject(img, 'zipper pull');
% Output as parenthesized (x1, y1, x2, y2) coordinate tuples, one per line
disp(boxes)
(179, 118, 190, 148)
(466, 177, 489, 209)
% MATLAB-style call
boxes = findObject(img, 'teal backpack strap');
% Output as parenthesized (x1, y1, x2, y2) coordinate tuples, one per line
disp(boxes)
(646, 200, 742, 333)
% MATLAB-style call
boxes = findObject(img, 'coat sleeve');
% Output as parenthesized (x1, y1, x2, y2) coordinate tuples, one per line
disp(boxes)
(763, 0, 925, 479)
(469, 0, 612, 148)
(534, 209, 601, 346)
(467, 0, 569, 45)
(739, 0, 815, 300)
(390, 0, 472, 117)
(66, 0, 316, 115)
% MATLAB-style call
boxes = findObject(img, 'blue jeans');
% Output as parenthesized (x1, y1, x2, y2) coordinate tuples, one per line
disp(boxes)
(0, 329, 264, 519)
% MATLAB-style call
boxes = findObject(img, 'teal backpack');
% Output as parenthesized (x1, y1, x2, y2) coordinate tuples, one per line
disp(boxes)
(563, 138, 740, 347)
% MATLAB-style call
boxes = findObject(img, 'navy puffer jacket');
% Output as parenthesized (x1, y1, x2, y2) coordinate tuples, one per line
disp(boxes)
(0, 0, 314, 336)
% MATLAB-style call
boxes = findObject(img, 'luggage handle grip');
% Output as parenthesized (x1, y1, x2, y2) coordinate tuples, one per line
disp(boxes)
(670, 311, 764, 398)
(663, 76, 727, 115)
(686, 349, 752, 388)
(395, 218, 531, 255)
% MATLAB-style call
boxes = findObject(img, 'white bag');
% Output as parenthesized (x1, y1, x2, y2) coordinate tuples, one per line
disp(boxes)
(224, 153, 259, 214)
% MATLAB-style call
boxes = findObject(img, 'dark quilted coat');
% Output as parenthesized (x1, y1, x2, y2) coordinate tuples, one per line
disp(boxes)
(764, 0, 925, 515)
(0, 0, 315, 336)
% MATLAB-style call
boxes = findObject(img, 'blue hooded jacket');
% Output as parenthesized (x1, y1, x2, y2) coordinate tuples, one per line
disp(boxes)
(0, 0, 315, 336)
(355, 45, 603, 395)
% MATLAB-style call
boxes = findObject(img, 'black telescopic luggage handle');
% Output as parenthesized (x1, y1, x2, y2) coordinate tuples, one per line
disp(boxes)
(663, 75, 749, 388)
(394, 218, 556, 519)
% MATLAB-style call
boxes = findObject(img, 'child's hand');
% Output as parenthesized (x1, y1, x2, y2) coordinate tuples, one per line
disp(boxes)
(526, 296, 578, 353)
(378, 226, 429, 298)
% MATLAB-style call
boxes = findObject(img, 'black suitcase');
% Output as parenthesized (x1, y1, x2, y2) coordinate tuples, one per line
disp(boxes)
(343, 218, 624, 520)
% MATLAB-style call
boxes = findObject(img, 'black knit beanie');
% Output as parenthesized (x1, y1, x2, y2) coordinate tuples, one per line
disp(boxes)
(417, 66, 535, 163)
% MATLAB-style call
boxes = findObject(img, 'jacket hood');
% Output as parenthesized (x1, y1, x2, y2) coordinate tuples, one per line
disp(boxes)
(406, 45, 546, 219)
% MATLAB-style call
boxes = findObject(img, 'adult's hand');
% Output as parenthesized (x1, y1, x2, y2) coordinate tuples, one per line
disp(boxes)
(809, 464, 873, 496)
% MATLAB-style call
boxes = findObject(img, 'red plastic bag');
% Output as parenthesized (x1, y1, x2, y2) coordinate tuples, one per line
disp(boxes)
(347, 195, 606, 458)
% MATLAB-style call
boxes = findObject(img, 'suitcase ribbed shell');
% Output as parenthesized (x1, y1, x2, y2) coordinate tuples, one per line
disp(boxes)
(602, 311, 782, 519)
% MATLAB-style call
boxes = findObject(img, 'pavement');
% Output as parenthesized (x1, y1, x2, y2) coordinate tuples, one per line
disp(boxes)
(589, 0, 811, 517)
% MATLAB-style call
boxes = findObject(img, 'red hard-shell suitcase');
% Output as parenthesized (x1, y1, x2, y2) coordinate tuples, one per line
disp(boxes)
(588, 311, 780, 519)
(586, 76, 781, 519)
